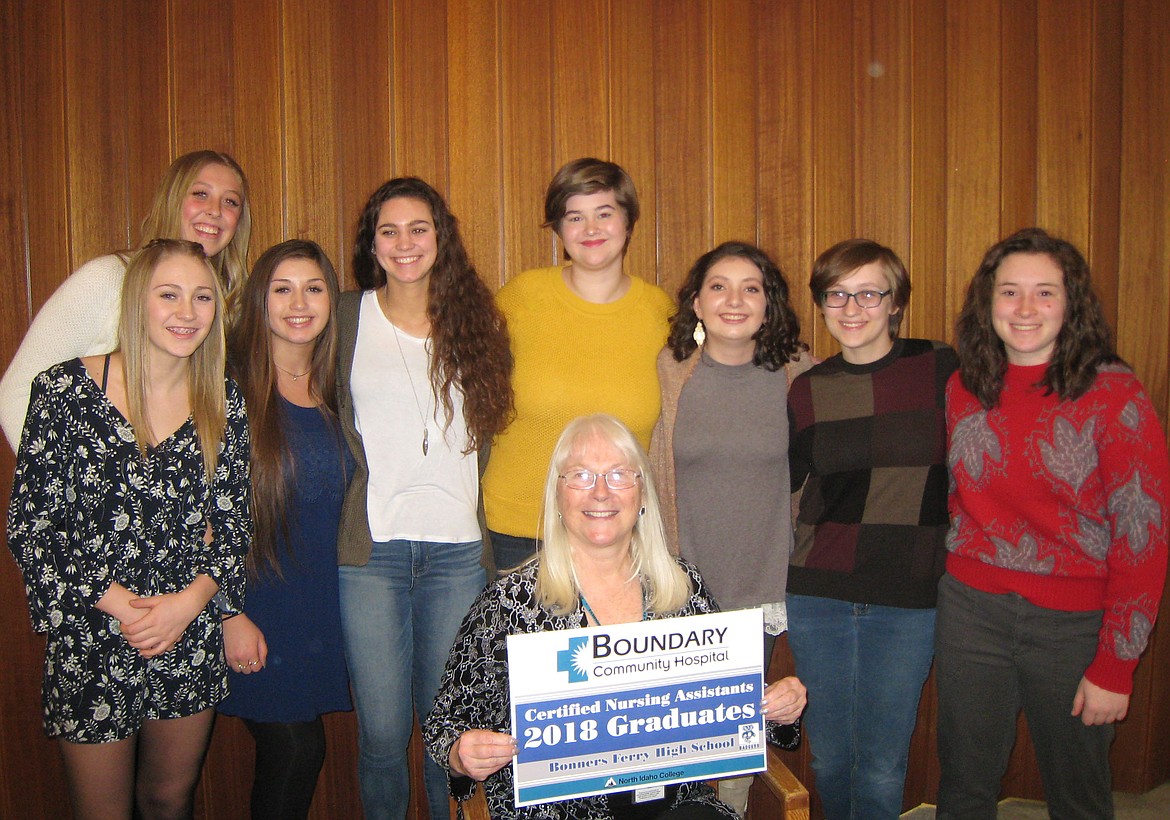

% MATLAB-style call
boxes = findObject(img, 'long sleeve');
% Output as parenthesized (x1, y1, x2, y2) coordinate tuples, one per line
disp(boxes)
(7, 365, 114, 629)
(0, 255, 126, 450)
(197, 380, 252, 615)
(1085, 375, 1169, 692)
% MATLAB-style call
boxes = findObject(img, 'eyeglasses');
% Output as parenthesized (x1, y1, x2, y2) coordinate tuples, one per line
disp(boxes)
(820, 289, 891, 309)
(559, 469, 641, 491)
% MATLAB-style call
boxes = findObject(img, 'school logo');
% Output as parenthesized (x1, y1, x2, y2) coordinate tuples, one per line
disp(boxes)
(556, 636, 590, 683)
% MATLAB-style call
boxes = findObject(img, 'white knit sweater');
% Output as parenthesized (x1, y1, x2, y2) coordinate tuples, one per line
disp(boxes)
(0, 254, 127, 449)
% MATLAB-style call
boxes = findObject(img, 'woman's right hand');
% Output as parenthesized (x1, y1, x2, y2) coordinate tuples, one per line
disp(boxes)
(449, 729, 517, 781)
(223, 613, 268, 674)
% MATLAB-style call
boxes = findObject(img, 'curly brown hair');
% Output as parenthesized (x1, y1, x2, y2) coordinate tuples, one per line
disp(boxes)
(352, 178, 513, 448)
(955, 227, 1121, 409)
(667, 241, 805, 370)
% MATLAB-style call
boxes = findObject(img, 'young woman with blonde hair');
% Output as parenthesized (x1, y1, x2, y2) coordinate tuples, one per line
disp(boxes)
(0, 149, 252, 449)
(7, 238, 251, 818)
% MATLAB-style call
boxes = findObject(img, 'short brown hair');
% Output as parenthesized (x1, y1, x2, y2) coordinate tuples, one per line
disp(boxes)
(810, 238, 911, 337)
(543, 158, 640, 250)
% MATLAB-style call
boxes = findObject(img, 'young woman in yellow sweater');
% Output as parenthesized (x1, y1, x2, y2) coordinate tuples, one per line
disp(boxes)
(482, 158, 674, 569)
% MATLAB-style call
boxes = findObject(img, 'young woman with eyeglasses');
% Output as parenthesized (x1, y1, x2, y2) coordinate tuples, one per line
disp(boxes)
(785, 239, 957, 820)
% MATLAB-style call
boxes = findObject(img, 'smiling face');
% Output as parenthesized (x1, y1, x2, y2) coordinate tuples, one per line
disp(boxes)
(179, 162, 244, 258)
(693, 256, 767, 365)
(819, 262, 898, 365)
(145, 253, 217, 362)
(373, 196, 438, 288)
(266, 257, 331, 353)
(991, 252, 1066, 366)
(558, 190, 629, 274)
(557, 432, 643, 555)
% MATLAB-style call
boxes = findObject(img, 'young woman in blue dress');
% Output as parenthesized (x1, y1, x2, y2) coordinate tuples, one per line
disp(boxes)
(217, 240, 353, 818)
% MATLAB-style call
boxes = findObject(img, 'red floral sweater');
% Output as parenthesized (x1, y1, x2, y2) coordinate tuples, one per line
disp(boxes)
(946, 363, 1169, 694)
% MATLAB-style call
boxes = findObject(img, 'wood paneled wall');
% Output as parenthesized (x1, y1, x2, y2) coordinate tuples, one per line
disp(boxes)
(1, 1, 1168, 817)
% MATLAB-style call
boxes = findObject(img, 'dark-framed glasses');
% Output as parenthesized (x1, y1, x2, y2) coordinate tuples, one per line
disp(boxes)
(559, 469, 641, 491)
(820, 289, 891, 309)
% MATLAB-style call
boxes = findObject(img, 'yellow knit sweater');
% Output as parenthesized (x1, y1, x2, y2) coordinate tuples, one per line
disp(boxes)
(483, 266, 674, 538)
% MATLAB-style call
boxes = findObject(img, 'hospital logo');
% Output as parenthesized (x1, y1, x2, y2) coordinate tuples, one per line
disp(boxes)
(556, 636, 590, 683)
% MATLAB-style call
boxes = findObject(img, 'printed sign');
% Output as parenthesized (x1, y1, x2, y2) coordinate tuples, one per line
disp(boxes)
(507, 608, 765, 806)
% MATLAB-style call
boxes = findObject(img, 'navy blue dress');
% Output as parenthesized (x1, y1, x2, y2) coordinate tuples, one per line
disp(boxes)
(218, 399, 353, 723)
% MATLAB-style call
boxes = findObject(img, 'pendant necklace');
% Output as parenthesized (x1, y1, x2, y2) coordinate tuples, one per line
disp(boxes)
(273, 363, 311, 382)
(390, 320, 430, 456)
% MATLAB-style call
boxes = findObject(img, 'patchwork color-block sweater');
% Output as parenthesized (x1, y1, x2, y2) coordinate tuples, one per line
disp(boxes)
(946, 362, 1170, 694)
(787, 338, 958, 608)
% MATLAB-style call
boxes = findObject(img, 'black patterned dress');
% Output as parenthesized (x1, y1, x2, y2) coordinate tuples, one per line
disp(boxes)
(6, 358, 251, 743)
(424, 559, 749, 820)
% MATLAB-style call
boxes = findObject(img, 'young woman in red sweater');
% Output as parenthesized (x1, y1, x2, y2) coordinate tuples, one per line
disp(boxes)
(938, 228, 1169, 818)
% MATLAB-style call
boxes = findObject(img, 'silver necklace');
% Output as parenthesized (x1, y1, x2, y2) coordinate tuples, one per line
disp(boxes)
(273, 362, 311, 381)
(390, 321, 430, 456)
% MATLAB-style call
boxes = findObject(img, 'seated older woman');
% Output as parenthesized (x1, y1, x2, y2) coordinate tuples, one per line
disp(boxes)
(424, 414, 806, 818)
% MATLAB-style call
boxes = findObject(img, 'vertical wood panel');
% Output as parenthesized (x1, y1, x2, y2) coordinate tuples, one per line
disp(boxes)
(284, 0, 339, 253)
(945, 0, 1003, 324)
(609, 0, 659, 286)
(653, 0, 710, 283)
(0, 2, 64, 818)
(170, 0, 234, 156)
(392, 1, 449, 187)
(551, 0, 609, 163)
(710, 0, 758, 246)
(758, 0, 817, 341)
(907, 0, 948, 344)
(448, 0, 504, 285)
(64, 0, 132, 259)
(1036, 0, 1092, 246)
(999, 0, 1038, 235)
(501, 0, 555, 282)
(229, 0, 283, 260)
(1086, 0, 1122, 331)
(333, 0, 393, 287)
(809, 0, 855, 356)
(19, 0, 70, 311)
(855, 0, 912, 253)
(123, 1, 169, 234)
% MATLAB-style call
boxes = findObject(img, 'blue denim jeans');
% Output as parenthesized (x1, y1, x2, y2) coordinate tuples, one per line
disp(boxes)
(786, 594, 936, 820)
(487, 529, 539, 573)
(339, 540, 486, 820)
(934, 574, 1113, 820)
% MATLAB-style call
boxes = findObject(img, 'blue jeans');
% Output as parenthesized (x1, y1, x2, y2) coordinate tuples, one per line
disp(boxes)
(487, 529, 539, 573)
(786, 594, 936, 820)
(339, 540, 486, 820)
(935, 574, 1113, 820)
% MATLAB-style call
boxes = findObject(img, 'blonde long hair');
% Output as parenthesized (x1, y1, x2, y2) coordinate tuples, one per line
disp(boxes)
(119, 239, 227, 481)
(536, 415, 691, 616)
(139, 149, 252, 311)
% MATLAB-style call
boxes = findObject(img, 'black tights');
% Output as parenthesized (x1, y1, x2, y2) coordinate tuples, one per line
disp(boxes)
(243, 718, 326, 820)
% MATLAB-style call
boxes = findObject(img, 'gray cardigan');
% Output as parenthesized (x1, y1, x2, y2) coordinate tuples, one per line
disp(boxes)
(335, 290, 493, 570)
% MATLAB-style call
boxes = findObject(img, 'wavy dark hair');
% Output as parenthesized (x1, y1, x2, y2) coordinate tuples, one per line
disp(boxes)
(228, 240, 342, 579)
(352, 177, 513, 448)
(667, 241, 805, 370)
(955, 227, 1121, 409)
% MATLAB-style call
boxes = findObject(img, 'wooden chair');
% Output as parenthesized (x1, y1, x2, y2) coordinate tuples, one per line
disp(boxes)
(452, 749, 809, 819)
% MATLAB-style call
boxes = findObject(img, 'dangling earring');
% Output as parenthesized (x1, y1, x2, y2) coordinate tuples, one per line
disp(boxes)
(692, 320, 706, 347)
(638, 506, 646, 517)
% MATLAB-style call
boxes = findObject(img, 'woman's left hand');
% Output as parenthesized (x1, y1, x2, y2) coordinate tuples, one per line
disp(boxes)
(761, 675, 806, 725)
(121, 576, 218, 658)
